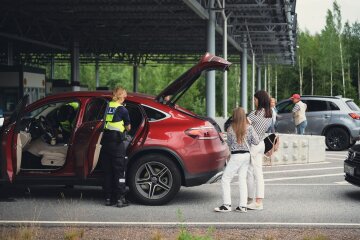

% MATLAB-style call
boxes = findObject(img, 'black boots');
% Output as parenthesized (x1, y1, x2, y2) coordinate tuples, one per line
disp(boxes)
(116, 196, 129, 208)
(105, 198, 112, 206)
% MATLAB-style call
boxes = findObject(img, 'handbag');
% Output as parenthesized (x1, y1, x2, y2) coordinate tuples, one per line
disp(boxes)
(263, 133, 280, 157)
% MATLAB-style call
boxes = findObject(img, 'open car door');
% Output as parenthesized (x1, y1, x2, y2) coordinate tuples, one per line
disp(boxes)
(0, 95, 28, 182)
(72, 98, 108, 179)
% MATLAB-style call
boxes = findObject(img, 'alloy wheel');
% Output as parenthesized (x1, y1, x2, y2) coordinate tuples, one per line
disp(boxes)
(134, 161, 173, 200)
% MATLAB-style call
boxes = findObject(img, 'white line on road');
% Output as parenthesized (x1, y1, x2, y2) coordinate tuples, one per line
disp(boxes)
(334, 181, 350, 185)
(264, 167, 342, 174)
(264, 173, 344, 182)
(326, 154, 347, 157)
(263, 162, 331, 167)
(326, 157, 346, 161)
(265, 183, 349, 186)
(1, 220, 360, 227)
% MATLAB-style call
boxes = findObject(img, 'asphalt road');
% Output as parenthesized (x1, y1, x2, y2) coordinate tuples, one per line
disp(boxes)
(1, 150, 360, 227)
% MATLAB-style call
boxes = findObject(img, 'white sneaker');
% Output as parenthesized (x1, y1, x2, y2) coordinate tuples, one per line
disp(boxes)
(235, 206, 247, 213)
(214, 205, 231, 212)
(247, 202, 263, 210)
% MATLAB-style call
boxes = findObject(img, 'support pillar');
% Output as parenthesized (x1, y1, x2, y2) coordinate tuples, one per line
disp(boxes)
(95, 57, 99, 88)
(50, 56, 55, 80)
(206, 0, 216, 119)
(133, 64, 139, 93)
(241, 36, 248, 112)
(257, 66, 262, 91)
(264, 66, 267, 92)
(251, 53, 255, 110)
(222, 3, 228, 118)
(7, 42, 13, 66)
(71, 41, 80, 84)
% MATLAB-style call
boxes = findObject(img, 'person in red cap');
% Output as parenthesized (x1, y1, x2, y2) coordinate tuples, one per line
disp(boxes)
(291, 94, 307, 134)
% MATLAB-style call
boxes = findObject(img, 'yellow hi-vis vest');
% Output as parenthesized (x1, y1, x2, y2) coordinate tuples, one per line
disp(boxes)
(105, 101, 125, 132)
(59, 102, 79, 133)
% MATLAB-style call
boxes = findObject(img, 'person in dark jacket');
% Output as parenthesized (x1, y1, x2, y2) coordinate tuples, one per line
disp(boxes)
(100, 86, 131, 207)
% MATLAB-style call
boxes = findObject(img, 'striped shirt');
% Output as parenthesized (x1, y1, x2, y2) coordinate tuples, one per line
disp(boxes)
(292, 104, 300, 112)
(226, 125, 260, 152)
(247, 108, 272, 140)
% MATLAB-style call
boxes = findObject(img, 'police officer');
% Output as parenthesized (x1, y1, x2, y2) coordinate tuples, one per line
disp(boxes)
(57, 102, 79, 142)
(101, 86, 131, 208)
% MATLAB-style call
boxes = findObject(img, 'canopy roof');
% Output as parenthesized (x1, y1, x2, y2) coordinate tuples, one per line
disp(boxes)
(0, 0, 297, 65)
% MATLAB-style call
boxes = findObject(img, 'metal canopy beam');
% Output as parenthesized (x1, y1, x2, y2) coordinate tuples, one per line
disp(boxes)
(0, 0, 297, 66)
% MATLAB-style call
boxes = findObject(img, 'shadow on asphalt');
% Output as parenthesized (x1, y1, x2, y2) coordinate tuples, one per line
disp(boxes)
(0, 185, 103, 202)
(169, 186, 218, 205)
(0, 184, 217, 206)
(344, 190, 360, 201)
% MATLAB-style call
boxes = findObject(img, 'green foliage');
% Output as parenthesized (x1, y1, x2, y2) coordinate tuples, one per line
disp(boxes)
(63, 228, 84, 240)
(303, 235, 329, 240)
(176, 209, 215, 240)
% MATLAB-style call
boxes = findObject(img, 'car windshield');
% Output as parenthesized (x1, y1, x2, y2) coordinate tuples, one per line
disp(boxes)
(28, 103, 59, 118)
(276, 100, 294, 114)
(346, 100, 360, 111)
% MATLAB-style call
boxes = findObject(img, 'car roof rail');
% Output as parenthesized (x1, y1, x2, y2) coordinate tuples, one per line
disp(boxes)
(300, 95, 342, 99)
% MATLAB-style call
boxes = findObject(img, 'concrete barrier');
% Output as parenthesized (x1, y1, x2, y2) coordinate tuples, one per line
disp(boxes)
(267, 134, 326, 166)
(214, 118, 326, 166)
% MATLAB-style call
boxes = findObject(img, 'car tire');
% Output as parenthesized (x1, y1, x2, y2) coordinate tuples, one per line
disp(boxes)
(325, 127, 350, 151)
(128, 154, 181, 205)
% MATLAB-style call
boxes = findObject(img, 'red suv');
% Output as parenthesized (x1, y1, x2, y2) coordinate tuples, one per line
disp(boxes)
(0, 53, 231, 205)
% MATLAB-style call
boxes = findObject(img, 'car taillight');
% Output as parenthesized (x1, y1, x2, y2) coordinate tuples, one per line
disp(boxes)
(349, 113, 360, 120)
(185, 126, 219, 140)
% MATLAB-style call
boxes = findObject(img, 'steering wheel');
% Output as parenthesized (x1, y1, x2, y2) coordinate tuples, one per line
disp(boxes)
(38, 116, 55, 138)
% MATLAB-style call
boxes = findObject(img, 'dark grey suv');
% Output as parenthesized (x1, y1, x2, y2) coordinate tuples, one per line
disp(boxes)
(276, 95, 360, 151)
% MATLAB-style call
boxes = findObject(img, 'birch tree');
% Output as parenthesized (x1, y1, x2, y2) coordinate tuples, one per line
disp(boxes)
(333, 1, 346, 96)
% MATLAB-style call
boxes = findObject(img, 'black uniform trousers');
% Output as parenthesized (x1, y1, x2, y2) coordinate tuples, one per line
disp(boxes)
(100, 130, 128, 199)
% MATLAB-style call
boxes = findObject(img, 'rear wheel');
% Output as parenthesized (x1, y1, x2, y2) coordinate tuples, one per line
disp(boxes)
(128, 154, 181, 205)
(325, 127, 350, 151)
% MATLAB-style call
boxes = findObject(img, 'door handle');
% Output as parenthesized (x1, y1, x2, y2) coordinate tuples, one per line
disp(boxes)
(324, 115, 331, 119)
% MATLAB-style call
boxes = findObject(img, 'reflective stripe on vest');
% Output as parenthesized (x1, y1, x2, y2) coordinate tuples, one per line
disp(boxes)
(105, 101, 125, 132)
(60, 120, 71, 132)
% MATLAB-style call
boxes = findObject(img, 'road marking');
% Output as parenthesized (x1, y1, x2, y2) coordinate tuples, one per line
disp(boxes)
(264, 173, 343, 182)
(265, 183, 349, 186)
(264, 167, 342, 174)
(264, 162, 331, 167)
(334, 181, 350, 185)
(325, 152, 345, 156)
(1, 220, 360, 227)
(326, 157, 346, 161)
(326, 154, 347, 157)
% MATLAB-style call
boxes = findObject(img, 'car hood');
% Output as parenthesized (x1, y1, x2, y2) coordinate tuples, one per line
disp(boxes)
(155, 53, 231, 104)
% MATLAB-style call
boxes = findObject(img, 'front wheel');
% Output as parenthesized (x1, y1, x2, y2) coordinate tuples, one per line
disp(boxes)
(325, 127, 350, 151)
(128, 154, 181, 205)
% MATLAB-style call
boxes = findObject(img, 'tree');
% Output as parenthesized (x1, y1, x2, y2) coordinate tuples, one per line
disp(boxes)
(333, 1, 346, 96)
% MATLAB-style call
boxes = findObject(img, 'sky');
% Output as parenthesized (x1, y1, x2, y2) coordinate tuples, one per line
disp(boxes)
(296, 0, 360, 34)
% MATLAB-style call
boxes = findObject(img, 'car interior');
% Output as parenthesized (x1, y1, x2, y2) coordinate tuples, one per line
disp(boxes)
(14, 98, 144, 173)
(17, 100, 80, 172)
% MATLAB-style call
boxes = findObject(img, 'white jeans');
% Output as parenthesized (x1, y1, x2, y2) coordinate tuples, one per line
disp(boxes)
(221, 152, 250, 207)
(247, 140, 265, 199)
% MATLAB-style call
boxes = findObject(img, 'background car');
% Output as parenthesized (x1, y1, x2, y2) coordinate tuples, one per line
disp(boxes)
(0, 53, 231, 205)
(344, 144, 360, 186)
(276, 95, 360, 151)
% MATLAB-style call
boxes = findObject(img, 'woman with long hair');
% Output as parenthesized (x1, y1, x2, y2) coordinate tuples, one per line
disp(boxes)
(214, 107, 260, 213)
(247, 90, 272, 210)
